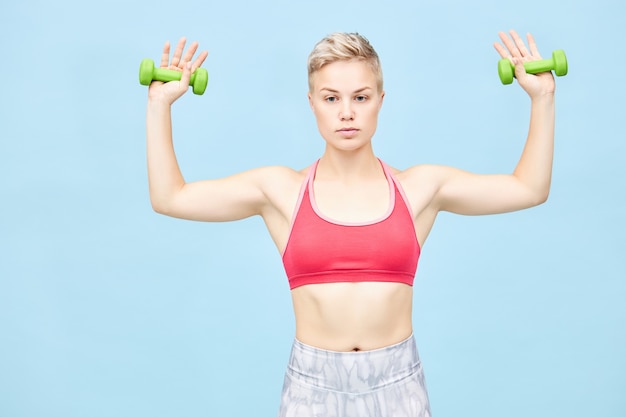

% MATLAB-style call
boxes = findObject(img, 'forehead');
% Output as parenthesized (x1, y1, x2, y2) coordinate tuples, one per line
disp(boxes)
(311, 59, 378, 92)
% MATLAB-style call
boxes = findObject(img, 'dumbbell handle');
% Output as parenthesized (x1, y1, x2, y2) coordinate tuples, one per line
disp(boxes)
(520, 59, 557, 75)
(153, 67, 200, 84)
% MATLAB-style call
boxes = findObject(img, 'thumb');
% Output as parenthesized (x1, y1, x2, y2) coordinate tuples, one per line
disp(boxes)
(180, 61, 192, 88)
(512, 57, 527, 81)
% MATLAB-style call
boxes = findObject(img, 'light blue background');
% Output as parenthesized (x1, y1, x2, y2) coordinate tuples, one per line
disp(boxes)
(1, 0, 624, 416)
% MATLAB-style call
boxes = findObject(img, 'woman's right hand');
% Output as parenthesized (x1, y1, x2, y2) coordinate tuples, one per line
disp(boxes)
(148, 37, 209, 105)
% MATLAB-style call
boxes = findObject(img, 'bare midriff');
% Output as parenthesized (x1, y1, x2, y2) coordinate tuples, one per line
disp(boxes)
(291, 281, 413, 352)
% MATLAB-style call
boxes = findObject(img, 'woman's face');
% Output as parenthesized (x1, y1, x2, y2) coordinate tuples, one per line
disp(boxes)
(308, 59, 384, 151)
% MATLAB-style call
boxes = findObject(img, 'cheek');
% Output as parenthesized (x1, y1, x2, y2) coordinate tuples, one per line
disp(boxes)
(365, 105, 381, 122)
(315, 109, 333, 126)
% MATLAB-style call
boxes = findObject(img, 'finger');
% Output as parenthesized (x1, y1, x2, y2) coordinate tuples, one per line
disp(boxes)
(182, 41, 199, 64)
(192, 50, 209, 72)
(509, 30, 530, 58)
(171, 37, 187, 67)
(493, 41, 511, 59)
(498, 31, 520, 58)
(160, 41, 171, 68)
(527, 33, 542, 59)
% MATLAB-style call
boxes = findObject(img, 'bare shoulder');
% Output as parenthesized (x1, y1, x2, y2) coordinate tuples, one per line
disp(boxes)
(383, 163, 452, 244)
(253, 164, 310, 249)
(253, 164, 310, 216)
(388, 163, 449, 189)
(254, 164, 308, 190)
(385, 163, 453, 216)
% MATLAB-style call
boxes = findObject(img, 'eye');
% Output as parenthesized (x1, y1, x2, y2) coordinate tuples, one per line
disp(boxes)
(325, 96, 338, 103)
(355, 95, 368, 102)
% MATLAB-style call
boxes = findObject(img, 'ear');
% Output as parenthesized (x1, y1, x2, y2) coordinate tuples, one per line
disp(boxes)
(308, 91, 315, 113)
(378, 90, 385, 110)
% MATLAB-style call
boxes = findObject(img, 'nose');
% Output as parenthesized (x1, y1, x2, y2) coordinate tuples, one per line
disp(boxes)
(339, 102, 354, 121)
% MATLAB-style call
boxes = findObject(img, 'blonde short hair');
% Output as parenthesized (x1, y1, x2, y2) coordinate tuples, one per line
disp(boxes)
(307, 32, 383, 92)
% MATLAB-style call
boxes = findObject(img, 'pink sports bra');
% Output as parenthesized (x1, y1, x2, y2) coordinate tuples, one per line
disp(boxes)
(282, 159, 420, 290)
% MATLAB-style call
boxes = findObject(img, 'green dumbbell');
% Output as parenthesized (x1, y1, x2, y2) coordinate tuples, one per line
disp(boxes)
(498, 50, 568, 85)
(138, 58, 208, 95)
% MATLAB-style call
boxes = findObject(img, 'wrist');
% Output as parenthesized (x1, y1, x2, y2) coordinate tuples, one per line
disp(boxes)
(147, 96, 174, 110)
(530, 92, 555, 105)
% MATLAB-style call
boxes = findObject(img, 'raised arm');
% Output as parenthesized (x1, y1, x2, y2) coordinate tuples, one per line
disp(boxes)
(431, 30, 556, 215)
(146, 38, 271, 222)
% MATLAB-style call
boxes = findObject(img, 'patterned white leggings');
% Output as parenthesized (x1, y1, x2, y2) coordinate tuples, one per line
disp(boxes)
(278, 335, 431, 417)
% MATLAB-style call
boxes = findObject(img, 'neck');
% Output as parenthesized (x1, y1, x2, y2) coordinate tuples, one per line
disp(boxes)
(317, 146, 382, 181)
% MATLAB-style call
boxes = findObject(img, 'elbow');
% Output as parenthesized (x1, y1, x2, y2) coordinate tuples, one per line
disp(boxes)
(150, 197, 175, 216)
(531, 188, 550, 207)
(151, 200, 167, 215)
(149, 185, 183, 216)
(536, 194, 549, 207)
(537, 181, 552, 205)
(518, 176, 551, 208)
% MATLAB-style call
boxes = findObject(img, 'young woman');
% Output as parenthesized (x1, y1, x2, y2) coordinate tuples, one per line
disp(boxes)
(145, 30, 555, 417)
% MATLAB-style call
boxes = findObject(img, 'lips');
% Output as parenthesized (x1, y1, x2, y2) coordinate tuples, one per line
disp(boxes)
(337, 127, 359, 138)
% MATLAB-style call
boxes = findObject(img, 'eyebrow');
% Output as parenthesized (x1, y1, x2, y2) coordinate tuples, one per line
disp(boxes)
(319, 87, 373, 94)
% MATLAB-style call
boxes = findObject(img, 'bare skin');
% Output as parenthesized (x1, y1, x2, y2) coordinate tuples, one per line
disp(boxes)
(146, 31, 555, 351)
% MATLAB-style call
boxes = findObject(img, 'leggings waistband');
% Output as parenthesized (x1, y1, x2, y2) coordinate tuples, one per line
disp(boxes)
(287, 334, 421, 394)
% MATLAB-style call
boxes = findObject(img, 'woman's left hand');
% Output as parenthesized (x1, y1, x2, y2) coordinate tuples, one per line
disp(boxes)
(494, 30, 556, 97)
